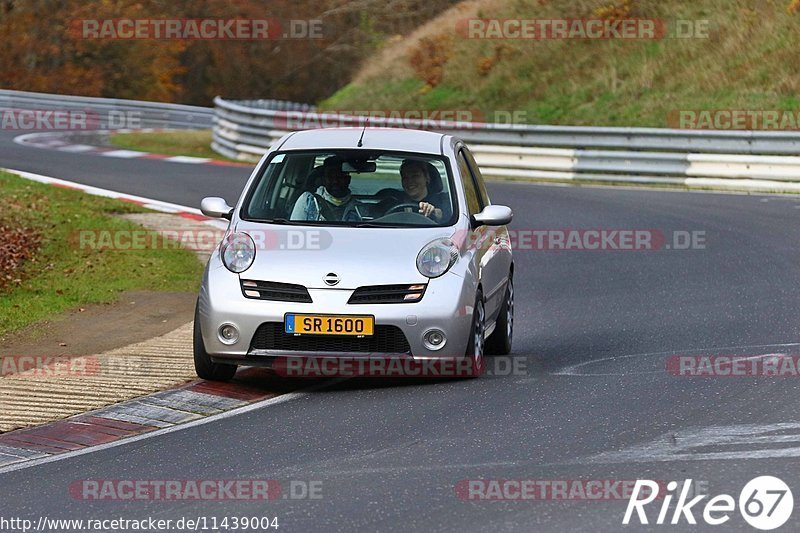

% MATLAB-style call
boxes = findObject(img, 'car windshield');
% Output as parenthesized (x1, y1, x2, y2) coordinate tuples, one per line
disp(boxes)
(241, 150, 456, 227)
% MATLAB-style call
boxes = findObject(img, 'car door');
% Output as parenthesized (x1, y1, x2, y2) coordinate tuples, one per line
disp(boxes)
(460, 145, 511, 323)
(456, 146, 502, 322)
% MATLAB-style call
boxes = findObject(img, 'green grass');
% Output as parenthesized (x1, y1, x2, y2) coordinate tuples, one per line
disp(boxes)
(109, 130, 241, 162)
(0, 171, 204, 337)
(319, 0, 800, 128)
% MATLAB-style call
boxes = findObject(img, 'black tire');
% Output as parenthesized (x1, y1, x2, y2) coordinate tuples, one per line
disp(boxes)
(193, 301, 237, 381)
(486, 273, 514, 356)
(464, 290, 486, 378)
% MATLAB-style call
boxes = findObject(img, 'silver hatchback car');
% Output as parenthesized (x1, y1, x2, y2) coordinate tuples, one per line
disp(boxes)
(195, 127, 513, 380)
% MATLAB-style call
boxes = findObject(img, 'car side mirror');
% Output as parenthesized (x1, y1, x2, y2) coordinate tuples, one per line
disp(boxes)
(201, 197, 234, 220)
(472, 205, 512, 228)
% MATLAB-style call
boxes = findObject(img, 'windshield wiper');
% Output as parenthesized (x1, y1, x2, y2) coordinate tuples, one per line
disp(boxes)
(249, 218, 352, 227)
(355, 222, 411, 228)
(248, 217, 292, 224)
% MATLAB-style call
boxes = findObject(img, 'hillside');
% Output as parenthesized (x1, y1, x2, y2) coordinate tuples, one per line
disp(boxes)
(320, 0, 800, 127)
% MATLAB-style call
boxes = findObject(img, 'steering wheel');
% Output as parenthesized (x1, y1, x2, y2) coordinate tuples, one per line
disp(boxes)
(371, 211, 432, 224)
(385, 202, 426, 216)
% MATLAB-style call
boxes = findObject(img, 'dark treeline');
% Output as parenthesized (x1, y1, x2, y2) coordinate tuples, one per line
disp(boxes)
(0, 0, 457, 105)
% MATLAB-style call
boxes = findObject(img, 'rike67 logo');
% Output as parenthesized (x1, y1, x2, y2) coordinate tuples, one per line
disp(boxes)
(624, 477, 793, 530)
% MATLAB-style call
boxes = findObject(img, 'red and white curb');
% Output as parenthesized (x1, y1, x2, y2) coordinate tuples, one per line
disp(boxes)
(13, 129, 252, 167)
(0, 380, 271, 465)
(0, 375, 315, 473)
(0, 168, 332, 473)
(3, 168, 229, 230)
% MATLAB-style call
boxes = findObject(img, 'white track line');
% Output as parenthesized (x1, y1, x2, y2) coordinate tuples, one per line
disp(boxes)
(57, 144, 96, 153)
(2, 168, 229, 229)
(554, 342, 800, 376)
(100, 149, 148, 158)
(12, 130, 247, 167)
(165, 156, 212, 164)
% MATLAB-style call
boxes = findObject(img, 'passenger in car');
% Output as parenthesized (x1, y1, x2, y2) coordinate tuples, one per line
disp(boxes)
(290, 156, 364, 221)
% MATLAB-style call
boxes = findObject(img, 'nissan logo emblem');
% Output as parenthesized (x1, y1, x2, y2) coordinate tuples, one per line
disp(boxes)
(324, 272, 340, 286)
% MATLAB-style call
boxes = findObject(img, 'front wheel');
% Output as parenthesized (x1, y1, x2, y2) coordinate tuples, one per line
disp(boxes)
(486, 274, 514, 356)
(465, 291, 486, 377)
(193, 302, 237, 381)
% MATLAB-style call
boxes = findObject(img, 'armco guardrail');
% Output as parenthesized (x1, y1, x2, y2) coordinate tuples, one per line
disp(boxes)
(5, 91, 798, 191)
(0, 89, 213, 129)
(213, 96, 800, 191)
(212, 97, 315, 160)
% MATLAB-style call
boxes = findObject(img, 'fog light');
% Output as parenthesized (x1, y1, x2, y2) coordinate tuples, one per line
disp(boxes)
(218, 324, 239, 345)
(423, 329, 447, 351)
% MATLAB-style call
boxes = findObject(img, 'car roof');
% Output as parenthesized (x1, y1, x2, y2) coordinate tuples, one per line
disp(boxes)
(276, 128, 447, 155)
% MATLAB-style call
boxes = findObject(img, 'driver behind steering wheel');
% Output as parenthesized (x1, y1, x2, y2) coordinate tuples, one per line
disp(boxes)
(395, 159, 450, 222)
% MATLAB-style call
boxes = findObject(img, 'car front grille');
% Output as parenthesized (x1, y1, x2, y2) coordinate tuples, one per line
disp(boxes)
(240, 280, 313, 303)
(250, 322, 411, 354)
(347, 284, 426, 304)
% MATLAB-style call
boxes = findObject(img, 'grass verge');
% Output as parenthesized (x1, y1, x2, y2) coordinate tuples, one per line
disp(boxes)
(0, 170, 204, 337)
(109, 129, 242, 162)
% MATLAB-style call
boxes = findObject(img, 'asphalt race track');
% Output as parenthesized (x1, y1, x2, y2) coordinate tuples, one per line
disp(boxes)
(3, 118, 800, 532)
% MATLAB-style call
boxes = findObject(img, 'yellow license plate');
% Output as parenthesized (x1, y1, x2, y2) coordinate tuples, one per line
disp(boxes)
(285, 314, 374, 336)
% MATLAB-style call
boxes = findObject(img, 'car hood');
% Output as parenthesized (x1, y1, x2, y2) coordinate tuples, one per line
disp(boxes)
(233, 221, 458, 289)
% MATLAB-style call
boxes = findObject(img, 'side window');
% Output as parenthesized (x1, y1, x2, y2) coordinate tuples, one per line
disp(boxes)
(462, 147, 490, 207)
(245, 157, 285, 219)
(456, 149, 481, 216)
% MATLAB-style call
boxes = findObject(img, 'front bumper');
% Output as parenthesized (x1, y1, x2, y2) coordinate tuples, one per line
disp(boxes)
(198, 255, 475, 364)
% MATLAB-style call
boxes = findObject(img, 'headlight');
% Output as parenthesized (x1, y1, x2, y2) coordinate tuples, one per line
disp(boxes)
(416, 238, 459, 278)
(220, 232, 256, 273)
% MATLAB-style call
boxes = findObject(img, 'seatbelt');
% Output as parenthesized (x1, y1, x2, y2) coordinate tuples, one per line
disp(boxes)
(310, 193, 339, 221)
